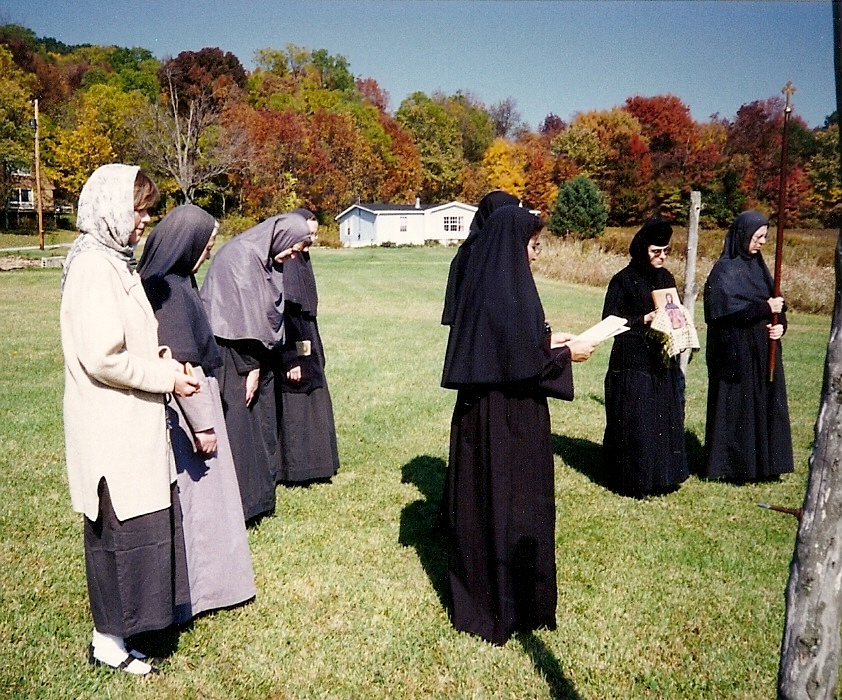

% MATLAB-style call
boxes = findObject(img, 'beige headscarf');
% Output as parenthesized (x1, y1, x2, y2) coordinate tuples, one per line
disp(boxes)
(61, 164, 139, 292)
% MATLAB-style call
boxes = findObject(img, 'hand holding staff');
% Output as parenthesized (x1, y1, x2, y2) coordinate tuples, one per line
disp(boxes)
(769, 81, 795, 383)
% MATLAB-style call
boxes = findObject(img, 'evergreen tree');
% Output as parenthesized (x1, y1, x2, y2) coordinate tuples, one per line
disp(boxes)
(548, 176, 608, 239)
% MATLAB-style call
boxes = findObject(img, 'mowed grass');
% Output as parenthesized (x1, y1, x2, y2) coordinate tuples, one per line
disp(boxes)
(0, 245, 833, 700)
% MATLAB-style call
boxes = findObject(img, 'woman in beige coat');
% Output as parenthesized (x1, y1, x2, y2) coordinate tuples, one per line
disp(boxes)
(60, 164, 199, 675)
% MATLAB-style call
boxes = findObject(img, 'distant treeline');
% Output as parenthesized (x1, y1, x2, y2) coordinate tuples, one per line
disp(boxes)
(1, 23, 838, 229)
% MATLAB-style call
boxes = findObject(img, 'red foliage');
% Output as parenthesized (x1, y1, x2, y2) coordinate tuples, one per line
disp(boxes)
(356, 77, 390, 112)
(539, 113, 566, 139)
(159, 47, 246, 109)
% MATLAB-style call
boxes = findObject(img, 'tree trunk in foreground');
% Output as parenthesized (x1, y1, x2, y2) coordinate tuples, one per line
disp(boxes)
(777, 5, 842, 698)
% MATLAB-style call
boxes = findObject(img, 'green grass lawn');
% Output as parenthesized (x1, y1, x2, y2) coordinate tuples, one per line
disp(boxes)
(0, 245, 832, 699)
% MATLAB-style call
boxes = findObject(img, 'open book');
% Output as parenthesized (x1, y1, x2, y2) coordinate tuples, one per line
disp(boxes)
(575, 314, 629, 345)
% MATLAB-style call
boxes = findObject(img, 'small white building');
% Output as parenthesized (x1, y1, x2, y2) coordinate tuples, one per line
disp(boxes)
(335, 199, 478, 248)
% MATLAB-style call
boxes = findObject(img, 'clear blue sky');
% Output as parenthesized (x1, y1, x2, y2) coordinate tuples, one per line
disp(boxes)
(2, 0, 835, 129)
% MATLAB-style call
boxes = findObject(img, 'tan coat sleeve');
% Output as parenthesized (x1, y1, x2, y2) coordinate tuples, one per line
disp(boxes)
(63, 254, 175, 394)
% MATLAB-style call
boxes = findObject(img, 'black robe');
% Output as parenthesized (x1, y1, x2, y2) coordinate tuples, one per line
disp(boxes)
(703, 303, 794, 480)
(601, 264, 688, 496)
(440, 206, 574, 645)
(443, 348, 573, 645)
(216, 338, 279, 521)
(702, 211, 794, 481)
(275, 302, 340, 483)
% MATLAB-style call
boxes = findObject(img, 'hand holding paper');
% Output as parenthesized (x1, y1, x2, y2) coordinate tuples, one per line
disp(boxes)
(573, 315, 630, 345)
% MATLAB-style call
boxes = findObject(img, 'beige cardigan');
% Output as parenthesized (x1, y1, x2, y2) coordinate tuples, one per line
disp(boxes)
(61, 251, 176, 521)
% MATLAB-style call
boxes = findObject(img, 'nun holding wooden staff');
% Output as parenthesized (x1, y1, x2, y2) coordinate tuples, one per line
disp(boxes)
(701, 210, 794, 482)
(702, 83, 797, 484)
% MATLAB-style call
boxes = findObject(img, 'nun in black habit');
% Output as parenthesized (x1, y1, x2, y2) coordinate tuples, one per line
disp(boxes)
(702, 210, 793, 481)
(601, 217, 689, 497)
(440, 190, 520, 326)
(200, 212, 314, 521)
(440, 205, 595, 645)
(137, 204, 255, 622)
(275, 209, 340, 484)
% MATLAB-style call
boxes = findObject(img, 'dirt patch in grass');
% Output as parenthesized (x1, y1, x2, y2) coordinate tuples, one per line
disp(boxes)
(0, 256, 42, 271)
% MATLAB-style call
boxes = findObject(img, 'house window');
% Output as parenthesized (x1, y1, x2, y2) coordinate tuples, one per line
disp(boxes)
(8, 188, 34, 211)
(443, 216, 463, 233)
(399, 216, 407, 233)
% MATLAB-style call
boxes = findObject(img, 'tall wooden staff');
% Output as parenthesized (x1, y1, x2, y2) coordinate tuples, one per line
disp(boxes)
(769, 81, 795, 382)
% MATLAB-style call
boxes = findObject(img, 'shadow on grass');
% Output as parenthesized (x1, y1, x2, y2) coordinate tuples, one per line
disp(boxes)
(555, 430, 706, 495)
(399, 455, 450, 612)
(400, 456, 588, 699)
(551, 433, 608, 489)
(517, 631, 588, 700)
(685, 429, 705, 476)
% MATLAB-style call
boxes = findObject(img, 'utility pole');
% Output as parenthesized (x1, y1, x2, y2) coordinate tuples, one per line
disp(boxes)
(31, 99, 44, 250)
(34, 99, 44, 250)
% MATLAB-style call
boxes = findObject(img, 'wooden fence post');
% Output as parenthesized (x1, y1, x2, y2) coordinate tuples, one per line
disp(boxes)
(680, 191, 701, 375)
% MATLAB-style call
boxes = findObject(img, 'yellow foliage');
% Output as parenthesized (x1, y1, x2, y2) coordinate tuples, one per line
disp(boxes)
(481, 138, 525, 198)
(48, 102, 114, 197)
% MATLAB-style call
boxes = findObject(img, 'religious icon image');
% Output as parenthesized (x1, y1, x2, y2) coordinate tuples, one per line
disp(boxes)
(651, 287, 685, 329)
(664, 292, 685, 329)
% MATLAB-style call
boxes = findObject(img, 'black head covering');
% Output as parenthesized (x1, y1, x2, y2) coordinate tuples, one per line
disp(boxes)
(200, 212, 313, 348)
(629, 217, 673, 282)
(704, 210, 773, 321)
(441, 205, 545, 388)
(283, 208, 318, 315)
(137, 204, 223, 371)
(441, 190, 520, 325)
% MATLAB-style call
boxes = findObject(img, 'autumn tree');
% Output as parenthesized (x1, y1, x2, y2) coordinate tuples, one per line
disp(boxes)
(539, 113, 566, 139)
(0, 44, 36, 206)
(231, 104, 305, 215)
(556, 107, 651, 224)
(489, 96, 524, 138)
(245, 45, 422, 212)
(132, 47, 249, 202)
(807, 124, 841, 226)
(45, 99, 114, 197)
(356, 77, 389, 112)
(519, 132, 559, 213)
(434, 91, 495, 164)
(481, 138, 525, 198)
(301, 109, 383, 213)
(685, 120, 728, 191)
(624, 94, 696, 201)
(0, 25, 69, 112)
(376, 111, 423, 203)
(551, 124, 605, 179)
(396, 91, 464, 201)
(726, 97, 787, 209)
(46, 73, 148, 199)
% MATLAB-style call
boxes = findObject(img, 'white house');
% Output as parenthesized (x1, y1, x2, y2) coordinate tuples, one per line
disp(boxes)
(335, 199, 478, 248)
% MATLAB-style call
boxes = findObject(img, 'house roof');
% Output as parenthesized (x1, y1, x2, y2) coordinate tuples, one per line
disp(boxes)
(335, 201, 476, 221)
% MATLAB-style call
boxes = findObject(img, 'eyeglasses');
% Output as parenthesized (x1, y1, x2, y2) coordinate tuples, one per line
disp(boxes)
(649, 247, 670, 257)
